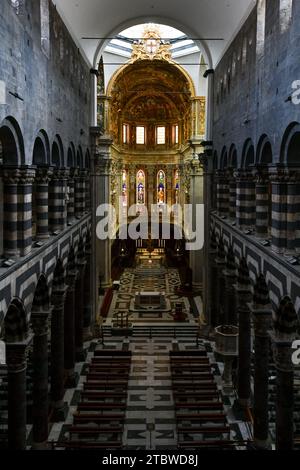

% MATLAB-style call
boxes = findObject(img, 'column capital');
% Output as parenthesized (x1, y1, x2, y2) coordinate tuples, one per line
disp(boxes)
(52, 168, 69, 181)
(270, 333, 295, 372)
(51, 285, 68, 308)
(1, 166, 36, 184)
(31, 308, 53, 336)
(250, 306, 273, 337)
(6, 336, 33, 372)
(234, 168, 255, 181)
(36, 166, 53, 184)
(66, 270, 79, 289)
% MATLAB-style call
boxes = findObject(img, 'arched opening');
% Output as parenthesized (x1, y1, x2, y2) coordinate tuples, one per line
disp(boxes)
(242, 139, 255, 168)
(32, 132, 49, 241)
(280, 122, 300, 164)
(0, 118, 25, 258)
(52, 141, 61, 168)
(220, 147, 228, 170)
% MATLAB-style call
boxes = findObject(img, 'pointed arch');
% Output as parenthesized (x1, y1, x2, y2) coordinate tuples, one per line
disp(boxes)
(4, 299, 28, 343)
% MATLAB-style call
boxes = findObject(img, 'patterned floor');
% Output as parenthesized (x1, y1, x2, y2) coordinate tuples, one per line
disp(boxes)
(45, 336, 252, 450)
(107, 262, 196, 326)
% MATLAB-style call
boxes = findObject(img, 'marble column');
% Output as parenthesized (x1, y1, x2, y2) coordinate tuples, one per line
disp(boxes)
(216, 170, 229, 218)
(75, 256, 87, 362)
(35, 167, 53, 240)
(6, 337, 32, 450)
(249, 275, 272, 450)
(31, 310, 52, 449)
(236, 169, 256, 230)
(188, 159, 204, 289)
(255, 166, 270, 239)
(223, 246, 237, 326)
(93, 136, 113, 291)
(209, 229, 219, 327)
(214, 239, 227, 325)
(229, 169, 237, 221)
(83, 240, 93, 339)
(285, 170, 300, 255)
(17, 167, 36, 256)
(50, 285, 68, 421)
(67, 169, 76, 224)
(234, 258, 252, 409)
(64, 270, 78, 388)
(270, 166, 287, 254)
(49, 169, 68, 233)
(270, 296, 298, 450)
(2, 167, 20, 258)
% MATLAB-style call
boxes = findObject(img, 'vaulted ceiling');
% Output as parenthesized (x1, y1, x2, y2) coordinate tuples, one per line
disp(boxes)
(53, 0, 256, 67)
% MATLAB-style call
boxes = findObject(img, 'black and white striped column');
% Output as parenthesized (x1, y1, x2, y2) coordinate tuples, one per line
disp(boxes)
(236, 169, 256, 230)
(85, 170, 91, 212)
(2, 168, 19, 258)
(229, 170, 236, 220)
(49, 169, 68, 233)
(18, 167, 36, 257)
(67, 169, 75, 224)
(216, 170, 229, 217)
(255, 166, 270, 239)
(270, 167, 287, 254)
(271, 297, 299, 450)
(250, 275, 272, 450)
(35, 167, 53, 240)
(286, 170, 300, 255)
(75, 170, 85, 218)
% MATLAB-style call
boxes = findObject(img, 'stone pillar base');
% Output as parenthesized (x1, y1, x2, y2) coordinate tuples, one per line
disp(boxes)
(31, 440, 49, 450)
(64, 370, 79, 389)
(76, 348, 87, 362)
(83, 326, 93, 341)
(51, 402, 69, 422)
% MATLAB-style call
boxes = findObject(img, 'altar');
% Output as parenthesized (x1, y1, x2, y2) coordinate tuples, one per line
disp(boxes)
(130, 290, 171, 313)
(135, 291, 166, 310)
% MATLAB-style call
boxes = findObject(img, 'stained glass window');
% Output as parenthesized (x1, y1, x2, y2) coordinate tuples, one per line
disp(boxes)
(122, 170, 128, 207)
(174, 169, 180, 203)
(157, 170, 166, 205)
(136, 170, 145, 205)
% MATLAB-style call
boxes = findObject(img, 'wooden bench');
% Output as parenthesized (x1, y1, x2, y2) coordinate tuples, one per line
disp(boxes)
(170, 357, 209, 364)
(83, 383, 127, 391)
(172, 374, 214, 381)
(77, 402, 126, 411)
(74, 414, 125, 425)
(93, 351, 132, 357)
(177, 439, 234, 449)
(61, 440, 122, 449)
(174, 383, 217, 391)
(175, 403, 224, 410)
(176, 413, 227, 423)
(174, 392, 220, 399)
(91, 357, 131, 363)
(86, 374, 129, 380)
(177, 426, 230, 435)
(80, 392, 127, 400)
(68, 426, 123, 436)
(169, 351, 207, 357)
(88, 366, 130, 372)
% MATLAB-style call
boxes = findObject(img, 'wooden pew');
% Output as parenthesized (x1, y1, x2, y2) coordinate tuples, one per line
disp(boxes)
(61, 440, 122, 449)
(77, 402, 126, 411)
(73, 413, 125, 425)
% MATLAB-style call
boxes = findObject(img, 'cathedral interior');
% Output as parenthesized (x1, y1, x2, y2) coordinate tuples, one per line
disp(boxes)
(0, 0, 300, 452)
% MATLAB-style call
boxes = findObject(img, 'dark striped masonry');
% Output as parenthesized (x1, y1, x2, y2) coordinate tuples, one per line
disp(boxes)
(36, 167, 53, 240)
(235, 169, 256, 230)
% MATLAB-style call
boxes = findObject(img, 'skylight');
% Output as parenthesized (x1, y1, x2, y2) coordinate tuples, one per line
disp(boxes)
(104, 23, 200, 59)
